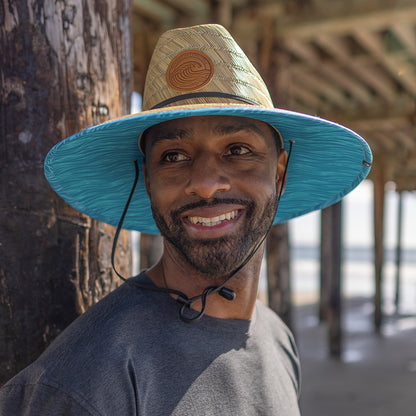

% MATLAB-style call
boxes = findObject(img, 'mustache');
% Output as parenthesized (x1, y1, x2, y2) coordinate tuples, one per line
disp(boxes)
(173, 198, 254, 217)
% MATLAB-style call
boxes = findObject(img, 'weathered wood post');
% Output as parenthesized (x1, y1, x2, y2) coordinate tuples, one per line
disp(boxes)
(373, 158, 386, 332)
(259, 19, 293, 330)
(319, 209, 331, 323)
(140, 234, 163, 270)
(320, 201, 343, 358)
(267, 223, 292, 328)
(0, 0, 131, 384)
(394, 191, 403, 313)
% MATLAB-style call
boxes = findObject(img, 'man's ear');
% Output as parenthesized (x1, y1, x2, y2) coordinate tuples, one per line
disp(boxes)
(276, 149, 288, 194)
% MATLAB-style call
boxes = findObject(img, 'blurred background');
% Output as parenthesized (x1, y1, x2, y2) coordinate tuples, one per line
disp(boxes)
(131, 5, 416, 414)
(2, 1, 415, 414)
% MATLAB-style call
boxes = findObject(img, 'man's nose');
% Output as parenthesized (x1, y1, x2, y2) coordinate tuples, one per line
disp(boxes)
(185, 154, 231, 199)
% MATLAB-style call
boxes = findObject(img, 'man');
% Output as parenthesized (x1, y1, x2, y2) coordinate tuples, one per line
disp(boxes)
(0, 24, 372, 415)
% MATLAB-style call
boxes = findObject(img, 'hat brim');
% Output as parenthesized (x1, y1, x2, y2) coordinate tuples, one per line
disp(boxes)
(44, 104, 372, 234)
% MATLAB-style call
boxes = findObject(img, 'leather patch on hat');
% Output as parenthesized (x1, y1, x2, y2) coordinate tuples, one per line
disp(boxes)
(166, 50, 214, 91)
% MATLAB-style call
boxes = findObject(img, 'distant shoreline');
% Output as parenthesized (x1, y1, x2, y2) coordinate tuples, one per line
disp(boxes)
(291, 245, 416, 264)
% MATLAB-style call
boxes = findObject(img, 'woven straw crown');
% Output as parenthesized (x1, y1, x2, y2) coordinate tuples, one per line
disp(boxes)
(142, 24, 274, 111)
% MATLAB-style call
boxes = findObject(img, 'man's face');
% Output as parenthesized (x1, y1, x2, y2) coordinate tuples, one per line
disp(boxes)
(143, 115, 287, 279)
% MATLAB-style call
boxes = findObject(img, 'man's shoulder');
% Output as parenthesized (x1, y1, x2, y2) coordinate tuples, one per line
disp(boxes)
(48, 274, 155, 339)
(44, 272, 171, 354)
(255, 300, 298, 347)
(0, 272, 173, 415)
(254, 300, 301, 398)
(254, 301, 300, 364)
(255, 300, 290, 332)
(10, 273, 169, 377)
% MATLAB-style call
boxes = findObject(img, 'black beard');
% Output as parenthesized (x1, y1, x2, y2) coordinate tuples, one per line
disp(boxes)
(151, 195, 278, 279)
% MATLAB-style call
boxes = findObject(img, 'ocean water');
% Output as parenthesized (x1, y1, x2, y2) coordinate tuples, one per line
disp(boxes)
(288, 184, 416, 314)
(291, 245, 416, 314)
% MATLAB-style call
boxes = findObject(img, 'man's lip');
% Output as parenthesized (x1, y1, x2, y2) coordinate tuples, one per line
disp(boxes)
(182, 208, 244, 232)
(180, 204, 245, 221)
(185, 208, 241, 226)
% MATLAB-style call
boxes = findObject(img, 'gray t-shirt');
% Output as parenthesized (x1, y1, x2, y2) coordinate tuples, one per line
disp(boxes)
(0, 273, 301, 415)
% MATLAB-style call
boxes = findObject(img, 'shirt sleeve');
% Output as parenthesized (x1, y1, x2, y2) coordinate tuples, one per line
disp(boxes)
(0, 382, 97, 416)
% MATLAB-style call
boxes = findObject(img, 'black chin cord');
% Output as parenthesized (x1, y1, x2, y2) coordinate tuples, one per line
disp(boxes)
(111, 140, 294, 323)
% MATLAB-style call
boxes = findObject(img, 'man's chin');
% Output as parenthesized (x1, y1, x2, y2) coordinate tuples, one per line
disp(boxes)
(172, 238, 249, 279)
(152, 204, 272, 278)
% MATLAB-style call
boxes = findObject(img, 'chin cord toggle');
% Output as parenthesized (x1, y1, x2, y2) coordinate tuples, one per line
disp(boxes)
(218, 287, 236, 301)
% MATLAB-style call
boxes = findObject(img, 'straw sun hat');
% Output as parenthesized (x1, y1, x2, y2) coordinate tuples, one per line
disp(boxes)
(44, 24, 372, 234)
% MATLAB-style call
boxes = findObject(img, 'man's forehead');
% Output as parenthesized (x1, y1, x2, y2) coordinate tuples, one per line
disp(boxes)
(141, 115, 280, 155)
(144, 116, 276, 144)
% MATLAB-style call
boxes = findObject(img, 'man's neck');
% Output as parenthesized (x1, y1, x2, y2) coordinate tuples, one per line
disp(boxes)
(145, 241, 264, 320)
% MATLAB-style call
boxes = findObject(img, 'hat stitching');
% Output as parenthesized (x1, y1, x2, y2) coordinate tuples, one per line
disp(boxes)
(154, 47, 261, 79)
(145, 62, 271, 107)
(160, 27, 234, 47)
(148, 73, 271, 99)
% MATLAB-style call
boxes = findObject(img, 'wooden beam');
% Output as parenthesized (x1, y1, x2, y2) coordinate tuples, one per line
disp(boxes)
(353, 29, 416, 98)
(349, 59, 398, 104)
(353, 130, 415, 158)
(312, 35, 397, 103)
(285, 40, 373, 106)
(324, 99, 416, 129)
(133, 0, 176, 25)
(290, 64, 373, 107)
(160, 0, 209, 16)
(345, 115, 414, 131)
(257, 2, 285, 18)
(290, 82, 322, 110)
(361, 136, 381, 156)
(259, 17, 275, 74)
(279, 4, 416, 40)
(284, 38, 319, 62)
(228, 0, 248, 7)
(394, 131, 416, 154)
(320, 65, 373, 106)
(290, 66, 348, 108)
(370, 132, 396, 153)
(392, 23, 416, 60)
(211, 0, 233, 28)
(232, 15, 261, 50)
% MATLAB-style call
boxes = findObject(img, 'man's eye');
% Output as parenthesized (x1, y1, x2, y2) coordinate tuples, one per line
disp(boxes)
(225, 145, 251, 156)
(162, 151, 188, 162)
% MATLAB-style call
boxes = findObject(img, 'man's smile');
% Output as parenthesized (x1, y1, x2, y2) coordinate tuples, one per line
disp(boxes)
(185, 209, 241, 227)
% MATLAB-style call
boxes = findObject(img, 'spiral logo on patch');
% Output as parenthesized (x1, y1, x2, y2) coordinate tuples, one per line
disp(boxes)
(166, 50, 214, 91)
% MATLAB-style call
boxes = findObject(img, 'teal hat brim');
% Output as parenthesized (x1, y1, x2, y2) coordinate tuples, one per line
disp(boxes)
(44, 105, 372, 234)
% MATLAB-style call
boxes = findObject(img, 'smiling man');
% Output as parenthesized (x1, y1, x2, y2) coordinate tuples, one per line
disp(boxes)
(143, 115, 287, 321)
(0, 24, 372, 415)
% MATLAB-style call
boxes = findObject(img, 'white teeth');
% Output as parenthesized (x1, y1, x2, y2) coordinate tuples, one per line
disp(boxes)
(188, 210, 239, 227)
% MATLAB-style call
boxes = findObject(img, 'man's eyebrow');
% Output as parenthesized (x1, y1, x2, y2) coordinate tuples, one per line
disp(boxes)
(148, 128, 192, 147)
(212, 123, 265, 137)
(145, 122, 267, 153)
